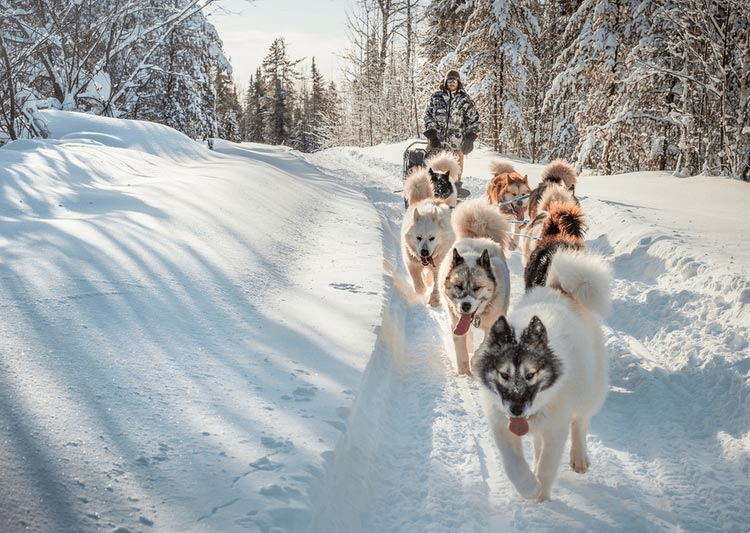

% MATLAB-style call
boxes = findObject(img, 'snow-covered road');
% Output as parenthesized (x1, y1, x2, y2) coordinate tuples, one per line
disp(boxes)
(1, 111, 748, 532)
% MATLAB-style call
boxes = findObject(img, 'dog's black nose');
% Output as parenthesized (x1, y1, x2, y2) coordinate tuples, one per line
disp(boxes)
(421, 249, 430, 257)
(510, 405, 524, 417)
(460, 302, 472, 313)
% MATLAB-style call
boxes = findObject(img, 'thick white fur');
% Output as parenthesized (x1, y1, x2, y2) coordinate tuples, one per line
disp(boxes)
(427, 151, 460, 182)
(541, 158, 578, 189)
(479, 251, 611, 502)
(401, 199, 455, 306)
(439, 199, 511, 374)
(451, 198, 512, 249)
(403, 167, 435, 205)
(546, 250, 612, 316)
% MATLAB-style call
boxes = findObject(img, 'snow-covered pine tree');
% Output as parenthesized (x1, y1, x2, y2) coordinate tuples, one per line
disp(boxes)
(522, 0, 577, 162)
(305, 58, 333, 151)
(214, 67, 243, 142)
(321, 80, 343, 149)
(340, 0, 421, 146)
(450, 0, 540, 156)
(261, 37, 302, 146)
(627, 0, 750, 177)
(543, 0, 645, 175)
(132, 1, 231, 141)
(243, 69, 266, 143)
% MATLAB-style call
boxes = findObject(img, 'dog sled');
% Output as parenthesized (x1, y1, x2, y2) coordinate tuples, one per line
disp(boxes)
(402, 140, 471, 208)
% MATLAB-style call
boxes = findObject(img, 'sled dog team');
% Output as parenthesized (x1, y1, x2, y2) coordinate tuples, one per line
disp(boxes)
(401, 152, 611, 503)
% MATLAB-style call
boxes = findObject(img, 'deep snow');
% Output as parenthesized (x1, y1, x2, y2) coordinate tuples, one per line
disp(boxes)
(0, 110, 748, 532)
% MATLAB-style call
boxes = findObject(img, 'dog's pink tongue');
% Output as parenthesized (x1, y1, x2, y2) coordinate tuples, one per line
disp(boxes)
(509, 417, 529, 437)
(513, 204, 525, 220)
(453, 314, 472, 336)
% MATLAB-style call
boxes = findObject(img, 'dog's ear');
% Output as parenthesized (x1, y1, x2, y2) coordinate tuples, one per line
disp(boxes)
(412, 208, 421, 222)
(428, 168, 436, 178)
(477, 249, 492, 271)
(489, 316, 515, 344)
(520, 315, 548, 350)
(522, 174, 529, 184)
(452, 247, 464, 267)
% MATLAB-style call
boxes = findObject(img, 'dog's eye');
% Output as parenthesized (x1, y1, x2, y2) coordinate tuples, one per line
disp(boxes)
(499, 372, 510, 381)
(429, 237, 435, 241)
(525, 371, 536, 381)
(472, 285, 480, 292)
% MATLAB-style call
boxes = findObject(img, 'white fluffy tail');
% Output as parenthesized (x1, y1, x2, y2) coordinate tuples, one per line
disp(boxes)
(546, 250, 612, 316)
(452, 198, 511, 249)
(427, 151, 460, 182)
(403, 168, 433, 205)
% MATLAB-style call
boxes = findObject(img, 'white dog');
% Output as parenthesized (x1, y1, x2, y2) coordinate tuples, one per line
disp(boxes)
(472, 249, 611, 502)
(401, 170, 455, 306)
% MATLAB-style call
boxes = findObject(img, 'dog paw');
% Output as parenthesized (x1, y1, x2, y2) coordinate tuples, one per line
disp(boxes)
(513, 477, 541, 500)
(428, 294, 441, 307)
(570, 454, 590, 474)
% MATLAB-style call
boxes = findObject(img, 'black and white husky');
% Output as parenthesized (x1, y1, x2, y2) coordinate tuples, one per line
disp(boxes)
(472, 249, 612, 502)
(404, 151, 460, 207)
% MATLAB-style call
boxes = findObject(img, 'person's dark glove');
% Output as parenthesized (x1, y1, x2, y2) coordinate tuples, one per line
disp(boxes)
(424, 129, 442, 150)
(461, 132, 477, 154)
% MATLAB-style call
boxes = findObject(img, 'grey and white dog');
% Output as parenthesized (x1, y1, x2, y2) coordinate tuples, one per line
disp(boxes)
(438, 199, 512, 375)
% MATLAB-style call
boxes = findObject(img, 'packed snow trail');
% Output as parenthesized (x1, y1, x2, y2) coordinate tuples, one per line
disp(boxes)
(306, 144, 750, 532)
(306, 150, 508, 531)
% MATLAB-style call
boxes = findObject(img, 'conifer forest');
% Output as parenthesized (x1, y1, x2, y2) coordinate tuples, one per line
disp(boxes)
(2, 0, 750, 179)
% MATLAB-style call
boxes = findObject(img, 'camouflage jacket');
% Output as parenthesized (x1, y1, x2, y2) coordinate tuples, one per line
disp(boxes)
(423, 88, 480, 152)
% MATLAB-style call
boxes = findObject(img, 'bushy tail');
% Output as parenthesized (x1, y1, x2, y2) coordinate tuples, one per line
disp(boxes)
(403, 167, 433, 205)
(541, 158, 577, 189)
(427, 151, 460, 182)
(541, 201, 586, 242)
(489, 159, 516, 177)
(538, 183, 576, 213)
(546, 250, 612, 316)
(452, 198, 511, 249)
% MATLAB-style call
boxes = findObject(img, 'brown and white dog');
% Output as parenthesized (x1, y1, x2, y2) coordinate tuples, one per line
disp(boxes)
(527, 159, 578, 219)
(486, 160, 532, 222)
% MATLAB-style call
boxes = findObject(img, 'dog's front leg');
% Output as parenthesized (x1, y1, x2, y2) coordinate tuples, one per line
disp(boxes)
(569, 416, 591, 473)
(533, 420, 568, 502)
(427, 268, 441, 307)
(407, 260, 427, 296)
(488, 407, 539, 499)
(451, 331, 472, 375)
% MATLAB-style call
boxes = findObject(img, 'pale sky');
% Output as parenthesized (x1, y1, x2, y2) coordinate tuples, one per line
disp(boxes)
(206, 0, 350, 89)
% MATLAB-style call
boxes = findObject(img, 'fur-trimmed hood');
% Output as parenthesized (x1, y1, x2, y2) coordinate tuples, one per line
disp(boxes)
(439, 69, 464, 91)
